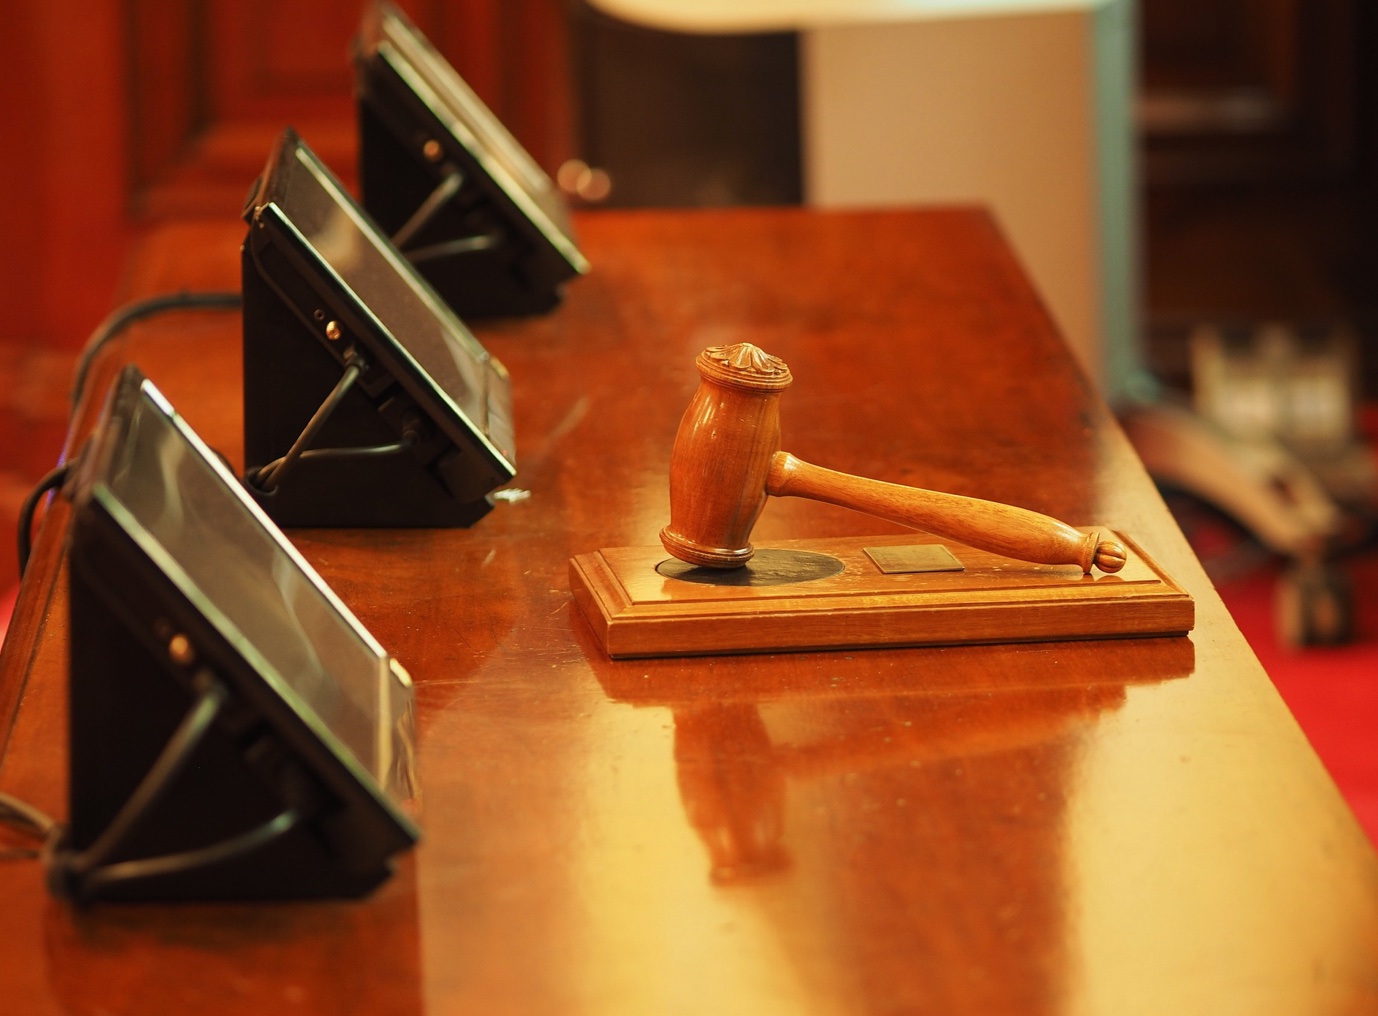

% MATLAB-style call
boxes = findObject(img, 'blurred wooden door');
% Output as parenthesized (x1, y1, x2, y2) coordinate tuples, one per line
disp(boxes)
(131, 0, 575, 216)
(0, 0, 575, 350)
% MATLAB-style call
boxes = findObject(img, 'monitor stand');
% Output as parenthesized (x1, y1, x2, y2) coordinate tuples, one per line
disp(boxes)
(59, 549, 395, 902)
(240, 246, 493, 528)
(358, 101, 566, 318)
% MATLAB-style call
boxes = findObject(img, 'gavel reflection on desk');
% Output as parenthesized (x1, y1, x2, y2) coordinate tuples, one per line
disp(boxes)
(673, 683, 1127, 884)
(659, 343, 1126, 575)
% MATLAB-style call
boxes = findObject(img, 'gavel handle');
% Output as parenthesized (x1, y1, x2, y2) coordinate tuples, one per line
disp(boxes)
(765, 452, 1126, 574)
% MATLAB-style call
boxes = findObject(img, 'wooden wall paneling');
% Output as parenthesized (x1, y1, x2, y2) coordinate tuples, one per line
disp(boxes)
(432, 0, 505, 111)
(1, 0, 131, 348)
(127, 0, 206, 200)
(131, 0, 425, 218)
(127, 0, 574, 218)
(431, 0, 578, 172)
(0, 1, 47, 346)
(1, 0, 577, 340)
(48, 0, 132, 342)
(204, 0, 362, 122)
(197, 0, 558, 136)
(505, 0, 578, 172)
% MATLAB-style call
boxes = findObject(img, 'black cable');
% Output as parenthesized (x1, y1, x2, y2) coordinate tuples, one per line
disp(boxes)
(17, 463, 72, 578)
(78, 809, 301, 896)
(252, 438, 413, 483)
(6, 676, 243, 889)
(252, 352, 366, 493)
(23, 291, 238, 576)
(59, 676, 226, 885)
(19, 674, 308, 900)
(406, 232, 499, 265)
(70, 290, 242, 412)
(0, 790, 60, 860)
(391, 169, 464, 250)
(0, 792, 58, 839)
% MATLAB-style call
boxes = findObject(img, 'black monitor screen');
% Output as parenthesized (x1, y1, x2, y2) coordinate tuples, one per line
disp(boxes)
(82, 371, 417, 811)
(360, 2, 587, 273)
(250, 131, 516, 472)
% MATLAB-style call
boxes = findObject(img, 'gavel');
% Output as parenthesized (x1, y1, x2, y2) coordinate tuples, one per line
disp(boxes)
(659, 343, 1126, 574)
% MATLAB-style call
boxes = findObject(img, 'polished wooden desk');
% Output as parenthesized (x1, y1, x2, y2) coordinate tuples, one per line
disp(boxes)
(2, 208, 1376, 1014)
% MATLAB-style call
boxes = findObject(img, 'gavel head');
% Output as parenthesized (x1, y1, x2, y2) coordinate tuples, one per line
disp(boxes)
(660, 344, 793, 568)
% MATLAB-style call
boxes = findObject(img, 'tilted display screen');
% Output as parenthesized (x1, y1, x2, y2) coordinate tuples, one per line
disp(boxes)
(246, 129, 517, 480)
(77, 369, 418, 815)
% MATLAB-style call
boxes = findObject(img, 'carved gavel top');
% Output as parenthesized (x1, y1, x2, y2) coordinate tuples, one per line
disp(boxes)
(659, 343, 1126, 574)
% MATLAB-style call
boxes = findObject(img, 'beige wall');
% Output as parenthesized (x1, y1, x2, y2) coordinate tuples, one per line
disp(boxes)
(802, 8, 1126, 389)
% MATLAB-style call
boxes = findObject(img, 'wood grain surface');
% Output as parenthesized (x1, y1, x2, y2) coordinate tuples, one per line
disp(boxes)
(2, 208, 1376, 1015)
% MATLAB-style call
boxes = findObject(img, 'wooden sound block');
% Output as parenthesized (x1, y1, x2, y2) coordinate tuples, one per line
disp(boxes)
(569, 532, 1193, 659)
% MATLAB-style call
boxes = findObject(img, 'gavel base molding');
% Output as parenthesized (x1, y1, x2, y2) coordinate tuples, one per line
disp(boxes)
(570, 532, 1193, 659)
